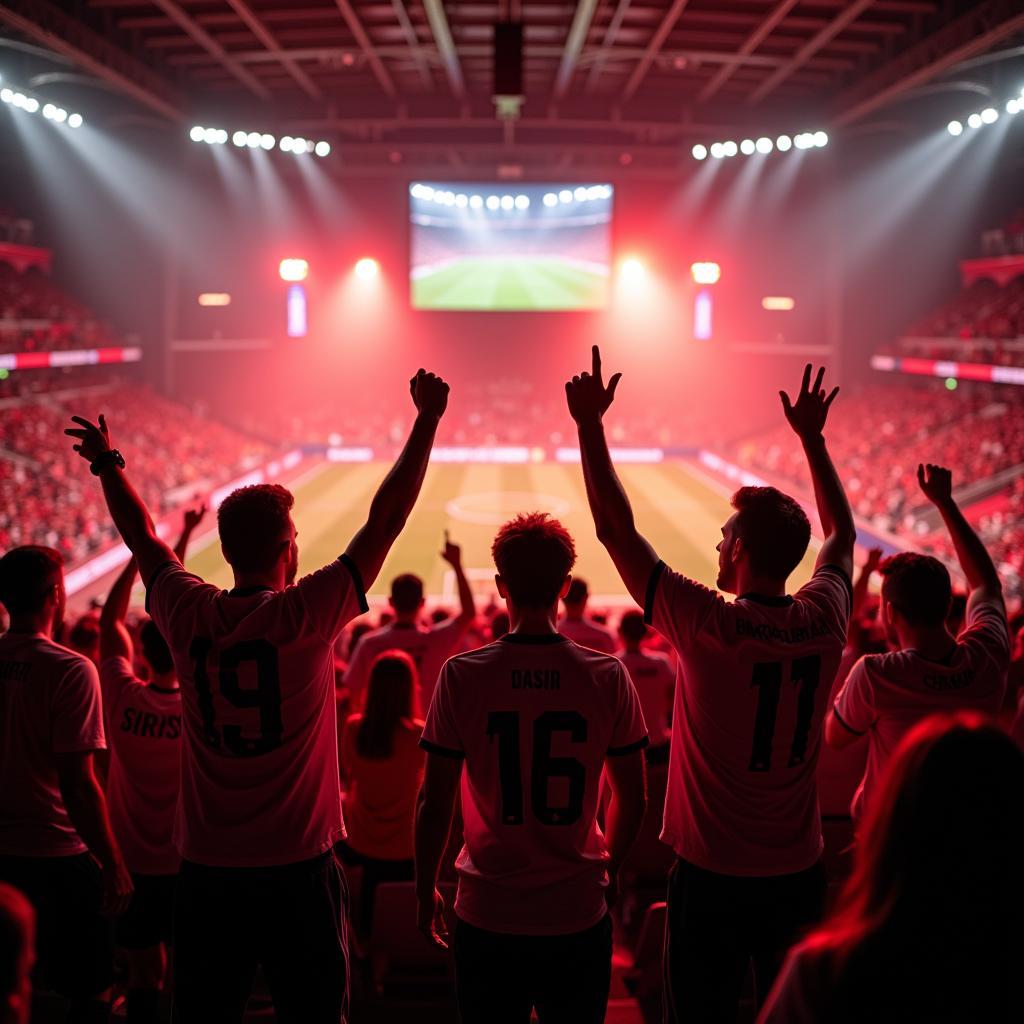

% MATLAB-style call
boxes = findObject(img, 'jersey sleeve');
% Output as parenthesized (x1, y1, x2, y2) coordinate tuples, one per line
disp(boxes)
(291, 555, 370, 643)
(608, 662, 650, 757)
(643, 561, 719, 651)
(419, 662, 464, 759)
(146, 560, 213, 648)
(959, 597, 1011, 668)
(832, 657, 877, 737)
(795, 564, 854, 640)
(52, 659, 106, 754)
(99, 655, 140, 710)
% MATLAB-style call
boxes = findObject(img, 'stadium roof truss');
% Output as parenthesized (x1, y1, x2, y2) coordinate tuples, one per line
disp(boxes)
(1, 0, 1023, 174)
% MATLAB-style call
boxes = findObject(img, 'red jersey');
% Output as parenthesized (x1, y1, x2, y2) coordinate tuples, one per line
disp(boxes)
(646, 562, 852, 876)
(100, 656, 182, 875)
(147, 556, 367, 867)
(421, 633, 648, 935)
(833, 597, 1009, 822)
(0, 633, 105, 857)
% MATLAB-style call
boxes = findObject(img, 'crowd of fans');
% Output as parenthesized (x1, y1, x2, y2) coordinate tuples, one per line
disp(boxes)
(898, 276, 1024, 345)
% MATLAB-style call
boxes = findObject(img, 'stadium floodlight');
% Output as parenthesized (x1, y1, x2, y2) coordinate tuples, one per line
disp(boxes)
(500, 195, 515, 210)
(233, 130, 247, 147)
(67, 113, 83, 128)
(23, 97, 39, 113)
(794, 133, 813, 149)
(54, 108, 67, 123)
(980, 107, 998, 124)
(740, 139, 756, 155)
(691, 261, 721, 285)
(775, 134, 792, 151)
(755, 136, 773, 154)
(710, 142, 725, 159)
(543, 192, 558, 207)
(585, 186, 604, 200)
(11, 92, 25, 108)
(292, 138, 308, 154)
(813, 131, 828, 147)
(692, 143, 708, 160)
(190, 125, 205, 142)
(280, 136, 293, 152)
(354, 258, 379, 280)
(573, 186, 587, 200)
(43, 103, 55, 118)
(967, 113, 983, 128)
(0, 89, 11, 103)
(314, 140, 331, 157)
(202, 128, 220, 144)
(260, 134, 275, 150)
(1007, 99, 1020, 115)
(619, 257, 646, 283)
(722, 140, 738, 157)
(514, 195, 530, 209)
(246, 131, 261, 148)
(486, 195, 500, 210)
(558, 189, 573, 203)
(278, 258, 309, 282)
(455, 194, 468, 208)
(947, 120, 964, 136)
(469, 195, 483, 209)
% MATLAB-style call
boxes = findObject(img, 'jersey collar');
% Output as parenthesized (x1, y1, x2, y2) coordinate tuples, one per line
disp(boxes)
(500, 633, 570, 645)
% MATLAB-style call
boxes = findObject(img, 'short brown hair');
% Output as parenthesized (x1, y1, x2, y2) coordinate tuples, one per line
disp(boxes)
(492, 513, 576, 608)
(0, 546, 63, 615)
(217, 484, 294, 573)
(880, 552, 952, 627)
(390, 574, 424, 614)
(730, 486, 810, 580)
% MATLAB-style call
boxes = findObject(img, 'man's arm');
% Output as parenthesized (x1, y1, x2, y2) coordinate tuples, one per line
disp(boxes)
(173, 500, 207, 564)
(414, 753, 461, 950)
(65, 414, 177, 586)
(603, 751, 647, 909)
(440, 532, 476, 628)
(56, 752, 133, 913)
(824, 708, 862, 751)
(780, 365, 856, 580)
(848, 548, 883, 639)
(567, 347, 659, 607)
(345, 370, 449, 590)
(918, 463, 1003, 612)
(98, 557, 137, 663)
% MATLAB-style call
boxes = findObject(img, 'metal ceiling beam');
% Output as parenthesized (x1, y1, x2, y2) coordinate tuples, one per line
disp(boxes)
(224, 0, 321, 99)
(552, 0, 600, 100)
(584, 0, 632, 93)
(834, 0, 1024, 125)
(148, 0, 270, 99)
(390, 0, 433, 89)
(0, 0, 183, 120)
(621, 0, 689, 104)
(746, 0, 876, 104)
(422, 0, 465, 99)
(696, 0, 799, 104)
(332, 0, 396, 98)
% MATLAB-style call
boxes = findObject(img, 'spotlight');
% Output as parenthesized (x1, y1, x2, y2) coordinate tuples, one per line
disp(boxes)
(67, 113, 82, 128)
(813, 131, 828, 147)
(233, 130, 247, 146)
(354, 258, 379, 280)
(279, 258, 309, 282)
(1007, 99, 1020, 115)
(202, 128, 220, 144)
(280, 137, 294, 152)
(543, 192, 558, 207)
(42, 103, 55, 119)
(776, 135, 792, 151)
(0, 89, 11, 103)
(947, 120, 963, 136)
(967, 113, 982, 128)
(559, 189, 573, 203)
(755, 136, 773, 153)
(53, 108, 67, 123)
(23, 97, 38, 113)
(514, 195, 530, 209)
(314, 140, 331, 157)
(794, 133, 813, 149)
(260, 133, 275, 150)
(574, 187, 587, 200)
(722, 141, 738, 156)
(620, 257, 646, 282)
(500, 195, 514, 210)
(692, 143, 708, 160)
(470, 195, 483, 209)
(740, 139, 756, 155)
(246, 131, 261, 147)
(12, 92, 25, 108)
(691, 261, 721, 285)
(586, 186, 603, 200)
(710, 142, 725, 159)
(980, 107, 998, 124)
(455, 194, 468, 208)
(190, 125, 205, 142)
(291, 139, 308, 154)
(486, 195, 500, 210)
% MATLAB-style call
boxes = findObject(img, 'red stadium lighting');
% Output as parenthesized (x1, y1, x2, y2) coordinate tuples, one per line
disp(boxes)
(691, 262, 721, 285)
(279, 258, 309, 283)
(355, 257, 379, 280)
(619, 257, 646, 282)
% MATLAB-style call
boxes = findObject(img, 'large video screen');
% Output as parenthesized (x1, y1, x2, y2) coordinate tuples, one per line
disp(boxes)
(410, 182, 613, 311)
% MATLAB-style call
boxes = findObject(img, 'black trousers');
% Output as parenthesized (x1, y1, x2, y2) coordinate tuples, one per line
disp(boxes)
(663, 856, 826, 1024)
(453, 914, 613, 1024)
(333, 840, 414, 935)
(172, 851, 349, 1024)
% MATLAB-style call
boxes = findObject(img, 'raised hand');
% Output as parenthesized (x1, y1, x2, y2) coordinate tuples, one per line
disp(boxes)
(440, 530, 462, 567)
(182, 501, 208, 534)
(566, 345, 622, 425)
(864, 547, 884, 573)
(64, 414, 112, 464)
(410, 368, 450, 420)
(780, 365, 839, 441)
(417, 887, 450, 951)
(917, 463, 953, 506)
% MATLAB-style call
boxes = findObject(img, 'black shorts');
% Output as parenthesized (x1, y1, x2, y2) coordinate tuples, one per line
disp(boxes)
(0, 852, 115, 999)
(172, 850, 350, 1024)
(453, 914, 613, 1024)
(117, 872, 177, 950)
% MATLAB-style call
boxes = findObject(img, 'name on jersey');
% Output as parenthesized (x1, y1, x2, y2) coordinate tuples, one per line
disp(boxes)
(736, 617, 831, 645)
(923, 669, 974, 692)
(0, 660, 31, 682)
(120, 706, 182, 739)
(511, 669, 560, 691)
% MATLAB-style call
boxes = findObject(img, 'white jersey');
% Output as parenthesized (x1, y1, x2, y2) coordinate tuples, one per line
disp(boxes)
(617, 649, 674, 745)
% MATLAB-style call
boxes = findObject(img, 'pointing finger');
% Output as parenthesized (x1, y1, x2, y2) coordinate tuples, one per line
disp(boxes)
(800, 364, 811, 396)
(812, 366, 825, 396)
(592, 344, 602, 381)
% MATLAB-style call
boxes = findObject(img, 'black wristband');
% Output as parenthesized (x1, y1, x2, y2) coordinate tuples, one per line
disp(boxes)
(90, 449, 125, 476)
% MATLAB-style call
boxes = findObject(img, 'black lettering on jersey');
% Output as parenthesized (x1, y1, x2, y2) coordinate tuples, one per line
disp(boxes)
(119, 706, 182, 740)
(923, 669, 973, 692)
(737, 618, 829, 645)
(140, 713, 159, 738)
(120, 707, 136, 732)
(164, 715, 182, 739)
(0, 660, 31, 682)
(511, 669, 560, 691)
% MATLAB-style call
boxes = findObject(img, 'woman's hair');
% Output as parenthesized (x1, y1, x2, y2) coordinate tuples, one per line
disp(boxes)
(808, 712, 1023, 1020)
(355, 650, 420, 760)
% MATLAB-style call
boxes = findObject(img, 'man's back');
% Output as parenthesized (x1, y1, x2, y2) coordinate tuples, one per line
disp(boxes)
(0, 632, 104, 857)
(647, 563, 851, 875)
(146, 557, 367, 867)
(834, 597, 1009, 820)
(421, 634, 647, 934)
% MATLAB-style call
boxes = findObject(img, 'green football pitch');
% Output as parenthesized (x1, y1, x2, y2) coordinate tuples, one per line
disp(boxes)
(182, 460, 818, 604)
(412, 257, 608, 311)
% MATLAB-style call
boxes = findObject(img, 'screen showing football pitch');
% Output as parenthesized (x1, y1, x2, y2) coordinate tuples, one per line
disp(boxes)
(409, 182, 613, 311)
